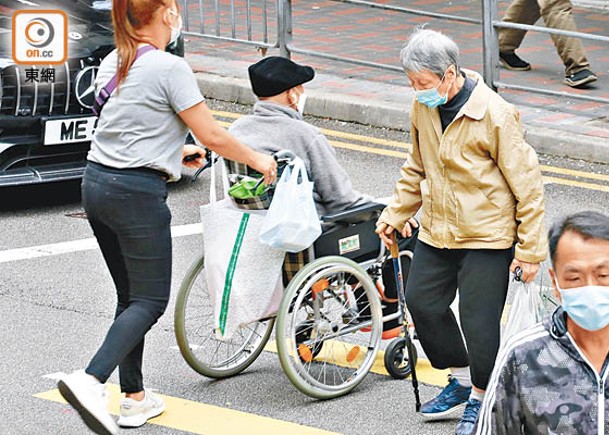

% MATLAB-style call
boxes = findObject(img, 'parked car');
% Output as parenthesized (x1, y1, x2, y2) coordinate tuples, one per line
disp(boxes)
(0, 0, 183, 187)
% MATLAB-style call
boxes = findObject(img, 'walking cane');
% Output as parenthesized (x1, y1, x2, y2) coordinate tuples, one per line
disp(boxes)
(390, 232, 421, 411)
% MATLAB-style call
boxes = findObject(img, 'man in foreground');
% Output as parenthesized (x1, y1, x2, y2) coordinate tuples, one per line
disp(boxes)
(476, 210, 609, 434)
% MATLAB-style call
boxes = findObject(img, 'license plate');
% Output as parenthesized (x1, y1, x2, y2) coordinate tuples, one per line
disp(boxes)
(44, 116, 98, 146)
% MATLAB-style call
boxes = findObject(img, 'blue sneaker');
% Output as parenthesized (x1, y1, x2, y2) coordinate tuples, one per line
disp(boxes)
(455, 399, 482, 435)
(419, 376, 471, 419)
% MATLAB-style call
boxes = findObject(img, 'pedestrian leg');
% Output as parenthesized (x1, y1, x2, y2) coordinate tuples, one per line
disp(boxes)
(538, 0, 590, 75)
(456, 248, 513, 391)
(498, 0, 541, 53)
(405, 242, 467, 369)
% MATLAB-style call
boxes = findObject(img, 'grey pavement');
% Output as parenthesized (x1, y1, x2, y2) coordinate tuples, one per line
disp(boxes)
(179, 0, 609, 165)
(187, 52, 609, 164)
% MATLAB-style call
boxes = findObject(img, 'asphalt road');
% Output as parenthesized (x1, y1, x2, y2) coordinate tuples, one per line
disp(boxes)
(1, 99, 608, 435)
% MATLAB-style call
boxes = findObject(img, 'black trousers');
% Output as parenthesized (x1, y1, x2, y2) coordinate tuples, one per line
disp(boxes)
(404, 241, 513, 390)
(82, 162, 172, 393)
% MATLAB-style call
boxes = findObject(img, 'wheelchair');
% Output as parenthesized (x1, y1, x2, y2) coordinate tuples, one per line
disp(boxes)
(174, 155, 418, 400)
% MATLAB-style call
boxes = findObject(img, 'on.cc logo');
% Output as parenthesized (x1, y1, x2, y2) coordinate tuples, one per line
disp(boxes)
(12, 10, 67, 65)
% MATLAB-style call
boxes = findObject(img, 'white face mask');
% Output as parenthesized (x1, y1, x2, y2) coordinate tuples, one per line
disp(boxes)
(291, 89, 307, 114)
(297, 92, 307, 114)
(167, 10, 183, 45)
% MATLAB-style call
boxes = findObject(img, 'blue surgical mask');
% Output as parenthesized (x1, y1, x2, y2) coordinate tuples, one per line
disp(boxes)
(556, 281, 609, 331)
(415, 74, 448, 109)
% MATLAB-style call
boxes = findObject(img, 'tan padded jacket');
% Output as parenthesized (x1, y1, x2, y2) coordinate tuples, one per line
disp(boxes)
(378, 70, 547, 263)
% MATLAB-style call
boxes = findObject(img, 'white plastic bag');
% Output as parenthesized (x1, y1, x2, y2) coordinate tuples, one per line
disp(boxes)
(201, 154, 285, 340)
(501, 283, 544, 346)
(259, 157, 322, 252)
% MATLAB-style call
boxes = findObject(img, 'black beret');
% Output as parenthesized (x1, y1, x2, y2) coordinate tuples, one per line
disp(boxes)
(248, 56, 315, 97)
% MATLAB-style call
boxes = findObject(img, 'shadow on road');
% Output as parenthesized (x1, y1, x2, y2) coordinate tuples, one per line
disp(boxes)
(0, 180, 82, 212)
(0, 173, 204, 214)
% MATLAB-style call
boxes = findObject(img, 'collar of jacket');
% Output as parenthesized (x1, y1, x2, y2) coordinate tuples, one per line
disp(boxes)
(546, 307, 586, 365)
(453, 68, 490, 122)
(253, 100, 303, 120)
(549, 306, 568, 338)
(422, 68, 491, 140)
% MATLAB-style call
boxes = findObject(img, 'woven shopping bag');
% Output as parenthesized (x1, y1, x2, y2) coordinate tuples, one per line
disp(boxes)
(200, 154, 285, 340)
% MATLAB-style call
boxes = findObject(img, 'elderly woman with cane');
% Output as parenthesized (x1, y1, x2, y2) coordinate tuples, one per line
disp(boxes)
(376, 29, 547, 435)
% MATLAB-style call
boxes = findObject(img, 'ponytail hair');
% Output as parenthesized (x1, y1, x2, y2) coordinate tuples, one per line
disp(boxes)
(111, 0, 174, 89)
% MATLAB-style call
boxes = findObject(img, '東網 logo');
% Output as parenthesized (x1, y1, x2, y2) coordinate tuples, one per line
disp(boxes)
(12, 10, 68, 65)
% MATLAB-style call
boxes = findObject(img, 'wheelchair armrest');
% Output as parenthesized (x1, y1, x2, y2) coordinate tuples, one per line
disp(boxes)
(320, 202, 386, 225)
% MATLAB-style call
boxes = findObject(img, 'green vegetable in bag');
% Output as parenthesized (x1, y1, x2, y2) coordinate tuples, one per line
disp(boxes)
(228, 178, 267, 199)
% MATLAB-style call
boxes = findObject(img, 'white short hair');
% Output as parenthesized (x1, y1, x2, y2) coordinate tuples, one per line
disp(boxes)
(399, 28, 461, 78)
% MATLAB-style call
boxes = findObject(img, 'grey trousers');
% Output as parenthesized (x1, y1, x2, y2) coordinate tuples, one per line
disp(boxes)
(498, 0, 590, 75)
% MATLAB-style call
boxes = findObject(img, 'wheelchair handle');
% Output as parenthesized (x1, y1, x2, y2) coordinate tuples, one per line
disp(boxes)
(273, 150, 297, 164)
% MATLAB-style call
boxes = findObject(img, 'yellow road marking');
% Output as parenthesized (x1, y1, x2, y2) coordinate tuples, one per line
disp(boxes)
(322, 128, 411, 150)
(35, 385, 338, 435)
(211, 109, 241, 119)
(212, 110, 609, 193)
(211, 110, 410, 150)
(542, 176, 609, 193)
(328, 140, 409, 159)
(264, 341, 449, 387)
(540, 165, 609, 183)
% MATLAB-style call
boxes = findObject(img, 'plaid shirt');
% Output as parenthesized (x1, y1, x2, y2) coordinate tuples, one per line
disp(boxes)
(225, 159, 310, 283)
(225, 160, 274, 210)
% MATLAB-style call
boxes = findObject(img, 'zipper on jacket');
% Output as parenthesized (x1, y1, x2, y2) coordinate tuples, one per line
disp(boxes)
(438, 136, 448, 248)
(566, 333, 607, 434)
(600, 370, 607, 435)
(441, 166, 448, 248)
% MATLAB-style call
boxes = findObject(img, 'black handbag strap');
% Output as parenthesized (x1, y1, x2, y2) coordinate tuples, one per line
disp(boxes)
(93, 45, 157, 116)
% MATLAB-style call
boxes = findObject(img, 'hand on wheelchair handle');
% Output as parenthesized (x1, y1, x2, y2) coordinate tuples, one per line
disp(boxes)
(182, 144, 206, 168)
(250, 152, 277, 185)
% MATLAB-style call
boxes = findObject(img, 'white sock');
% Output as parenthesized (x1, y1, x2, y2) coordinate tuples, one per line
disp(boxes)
(450, 367, 472, 387)
(470, 389, 485, 402)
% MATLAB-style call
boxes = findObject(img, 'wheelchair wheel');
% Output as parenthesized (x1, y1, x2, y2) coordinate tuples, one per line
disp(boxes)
(276, 256, 383, 399)
(174, 254, 274, 378)
(384, 336, 418, 379)
(295, 320, 323, 362)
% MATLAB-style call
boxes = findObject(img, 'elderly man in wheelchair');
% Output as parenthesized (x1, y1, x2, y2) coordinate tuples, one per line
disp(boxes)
(174, 56, 419, 400)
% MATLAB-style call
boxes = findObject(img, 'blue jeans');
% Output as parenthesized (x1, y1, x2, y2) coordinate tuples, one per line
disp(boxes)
(82, 162, 171, 393)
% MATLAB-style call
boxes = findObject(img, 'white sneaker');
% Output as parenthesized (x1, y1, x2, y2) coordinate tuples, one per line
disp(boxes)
(117, 389, 165, 428)
(57, 370, 118, 435)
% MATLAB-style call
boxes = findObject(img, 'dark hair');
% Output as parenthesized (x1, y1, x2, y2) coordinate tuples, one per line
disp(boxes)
(548, 210, 609, 266)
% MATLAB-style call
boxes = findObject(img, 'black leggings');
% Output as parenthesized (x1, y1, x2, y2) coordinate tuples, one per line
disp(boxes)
(404, 241, 513, 390)
(82, 162, 171, 393)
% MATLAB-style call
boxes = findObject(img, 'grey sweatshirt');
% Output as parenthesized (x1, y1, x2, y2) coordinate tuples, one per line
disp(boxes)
(228, 101, 371, 216)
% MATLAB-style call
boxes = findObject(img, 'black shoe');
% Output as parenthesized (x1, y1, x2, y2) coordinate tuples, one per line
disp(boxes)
(563, 69, 598, 88)
(499, 52, 531, 71)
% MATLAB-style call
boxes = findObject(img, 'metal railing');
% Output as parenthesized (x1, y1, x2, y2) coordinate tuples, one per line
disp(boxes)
(281, 0, 481, 72)
(180, 0, 609, 104)
(179, 0, 278, 50)
(482, 0, 609, 103)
